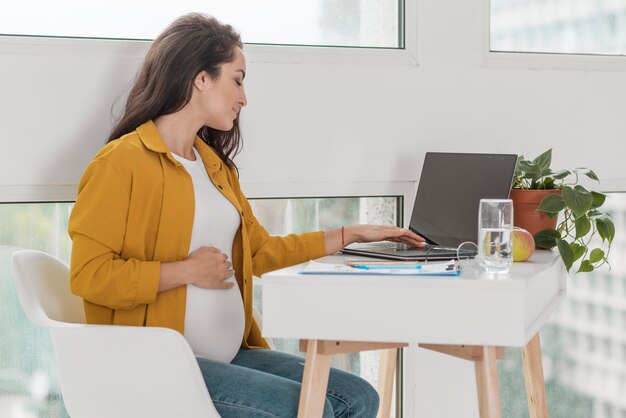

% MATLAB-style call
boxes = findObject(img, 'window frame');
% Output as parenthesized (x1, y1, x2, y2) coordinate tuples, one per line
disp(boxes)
(483, 0, 626, 72)
(240, 180, 416, 227)
(0, 0, 417, 67)
(0, 181, 418, 229)
(0, 185, 78, 203)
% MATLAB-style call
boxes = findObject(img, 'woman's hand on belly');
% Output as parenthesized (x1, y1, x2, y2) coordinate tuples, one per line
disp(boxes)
(184, 247, 235, 289)
(159, 247, 235, 292)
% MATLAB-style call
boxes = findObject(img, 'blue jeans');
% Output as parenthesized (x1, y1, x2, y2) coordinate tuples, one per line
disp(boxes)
(196, 348, 380, 417)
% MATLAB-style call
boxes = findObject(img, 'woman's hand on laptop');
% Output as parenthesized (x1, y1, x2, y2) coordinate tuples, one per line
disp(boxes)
(324, 225, 425, 255)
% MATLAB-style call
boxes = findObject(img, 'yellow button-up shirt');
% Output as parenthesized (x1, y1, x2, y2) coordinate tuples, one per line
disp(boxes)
(68, 120, 326, 349)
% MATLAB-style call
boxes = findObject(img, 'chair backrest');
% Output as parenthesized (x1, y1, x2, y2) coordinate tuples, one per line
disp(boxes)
(11, 249, 85, 327)
(11, 249, 220, 417)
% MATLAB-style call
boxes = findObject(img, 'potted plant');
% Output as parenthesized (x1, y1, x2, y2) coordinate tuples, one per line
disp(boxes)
(511, 149, 615, 273)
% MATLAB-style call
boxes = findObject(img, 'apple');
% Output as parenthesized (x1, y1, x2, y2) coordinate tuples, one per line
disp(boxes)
(512, 227, 535, 262)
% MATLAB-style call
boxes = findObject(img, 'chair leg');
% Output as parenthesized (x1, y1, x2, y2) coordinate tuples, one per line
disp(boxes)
(474, 346, 501, 418)
(521, 333, 548, 418)
(376, 348, 397, 418)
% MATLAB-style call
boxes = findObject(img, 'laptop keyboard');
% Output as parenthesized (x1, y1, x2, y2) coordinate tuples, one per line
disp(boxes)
(343, 241, 476, 259)
(374, 242, 436, 251)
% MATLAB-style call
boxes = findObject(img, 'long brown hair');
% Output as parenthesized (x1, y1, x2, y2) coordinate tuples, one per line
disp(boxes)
(108, 13, 243, 166)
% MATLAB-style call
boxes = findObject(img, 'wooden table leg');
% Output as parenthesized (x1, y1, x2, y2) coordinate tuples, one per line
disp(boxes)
(298, 339, 332, 418)
(475, 346, 501, 418)
(521, 333, 548, 418)
(376, 348, 397, 418)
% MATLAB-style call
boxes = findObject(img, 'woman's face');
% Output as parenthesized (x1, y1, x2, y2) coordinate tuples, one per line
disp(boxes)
(196, 47, 247, 131)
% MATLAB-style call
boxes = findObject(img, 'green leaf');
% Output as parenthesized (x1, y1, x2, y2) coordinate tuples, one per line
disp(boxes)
(561, 185, 593, 219)
(551, 169, 571, 180)
(519, 161, 541, 180)
(537, 193, 565, 214)
(570, 243, 585, 261)
(518, 160, 534, 172)
(552, 170, 572, 180)
(533, 149, 552, 174)
(588, 209, 609, 219)
(546, 211, 559, 220)
(596, 218, 616, 243)
(542, 177, 555, 189)
(578, 260, 594, 273)
(589, 248, 605, 263)
(590, 191, 606, 209)
(574, 168, 599, 182)
(574, 216, 591, 239)
(557, 239, 575, 272)
(534, 229, 560, 249)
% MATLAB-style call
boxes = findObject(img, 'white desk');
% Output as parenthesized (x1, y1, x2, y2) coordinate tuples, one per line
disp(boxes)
(261, 250, 566, 418)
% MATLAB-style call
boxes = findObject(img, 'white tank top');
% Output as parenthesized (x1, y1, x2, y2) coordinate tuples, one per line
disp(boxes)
(171, 147, 245, 364)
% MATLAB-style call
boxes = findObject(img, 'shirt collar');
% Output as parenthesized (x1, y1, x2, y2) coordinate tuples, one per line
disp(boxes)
(136, 120, 169, 153)
(194, 137, 223, 173)
(136, 120, 223, 173)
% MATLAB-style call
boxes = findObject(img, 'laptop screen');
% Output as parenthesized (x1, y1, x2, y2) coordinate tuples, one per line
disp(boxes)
(409, 152, 518, 247)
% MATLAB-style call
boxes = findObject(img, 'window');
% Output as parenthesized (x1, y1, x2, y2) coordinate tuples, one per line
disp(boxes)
(604, 275, 616, 294)
(499, 193, 626, 418)
(1, 196, 402, 417)
(587, 303, 597, 323)
(490, 0, 626, 56)
(0, 0, 404, 49)
(602, 338, 613, 358)
(0, 202, 72, 418)
(604, 307, 614, 327)
(587, 334, 597, 354)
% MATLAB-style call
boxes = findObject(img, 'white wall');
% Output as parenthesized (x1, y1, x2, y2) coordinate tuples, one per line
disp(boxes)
(2, 0, 626, 416)
(2, 0, 626, 199)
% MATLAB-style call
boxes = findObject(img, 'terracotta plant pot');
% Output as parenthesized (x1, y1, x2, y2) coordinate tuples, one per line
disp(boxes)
(509, 189, 560, 237)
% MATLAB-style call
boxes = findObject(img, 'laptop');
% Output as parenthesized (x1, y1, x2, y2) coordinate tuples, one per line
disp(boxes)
(341, 152, 518, 261)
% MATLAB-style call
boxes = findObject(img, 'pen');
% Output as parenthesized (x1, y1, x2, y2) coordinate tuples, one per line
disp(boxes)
(346, 261, 420, 266)
(351, 264, 423, 270)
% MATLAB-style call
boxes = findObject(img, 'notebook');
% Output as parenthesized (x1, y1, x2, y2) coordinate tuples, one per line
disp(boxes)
(341, 152, 518, 261)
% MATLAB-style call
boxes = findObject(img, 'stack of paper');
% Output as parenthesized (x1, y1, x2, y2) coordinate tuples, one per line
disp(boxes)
(299, 260, 460, 276)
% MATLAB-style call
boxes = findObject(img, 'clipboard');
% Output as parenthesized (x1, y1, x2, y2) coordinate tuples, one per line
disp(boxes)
(299, 260, 461, 276)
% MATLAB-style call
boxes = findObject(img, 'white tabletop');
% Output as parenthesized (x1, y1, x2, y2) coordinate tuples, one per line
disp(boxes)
(261, 250, 567, 347)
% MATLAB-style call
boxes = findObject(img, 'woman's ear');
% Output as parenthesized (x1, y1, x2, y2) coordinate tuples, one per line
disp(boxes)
(194, 71, 211, 91)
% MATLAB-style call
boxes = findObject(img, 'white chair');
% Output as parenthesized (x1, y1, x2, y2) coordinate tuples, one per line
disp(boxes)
(11, 249, 220, 418)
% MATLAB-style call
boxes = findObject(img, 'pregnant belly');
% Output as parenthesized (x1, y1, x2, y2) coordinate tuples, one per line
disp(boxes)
(183, 280, 245, 364)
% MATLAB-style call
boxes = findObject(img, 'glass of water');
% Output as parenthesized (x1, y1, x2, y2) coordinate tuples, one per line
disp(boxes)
(478, 199, 513, 275)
